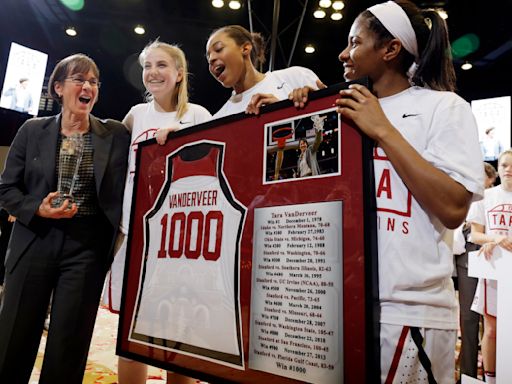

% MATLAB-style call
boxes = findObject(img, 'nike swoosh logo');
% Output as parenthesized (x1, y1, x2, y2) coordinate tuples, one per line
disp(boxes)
(276, 82, 285, 90)
(179, 120, 191, 124)
(402, 113, 420, 118)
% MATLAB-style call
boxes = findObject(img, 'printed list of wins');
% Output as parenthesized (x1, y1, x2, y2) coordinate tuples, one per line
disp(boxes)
(249, 201, 343, 384)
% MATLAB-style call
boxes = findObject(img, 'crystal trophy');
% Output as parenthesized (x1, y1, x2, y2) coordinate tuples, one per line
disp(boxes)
(311, 114, 326, 131)
(52, 133, 85, 208)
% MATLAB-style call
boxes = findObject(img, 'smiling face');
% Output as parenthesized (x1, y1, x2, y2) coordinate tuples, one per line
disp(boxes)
(206, 30, 249, 89)
(54, 69, 98, 117)
(338, 16, 387, 82)
(142, 47, 183, 102)
(299, 139, 308, 152)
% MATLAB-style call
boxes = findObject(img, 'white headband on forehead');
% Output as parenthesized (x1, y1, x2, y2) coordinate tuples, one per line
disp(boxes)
(367, 1, 419, 60)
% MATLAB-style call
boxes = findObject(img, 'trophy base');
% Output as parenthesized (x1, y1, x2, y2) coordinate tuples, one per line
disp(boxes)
(51, 194, 75, 209)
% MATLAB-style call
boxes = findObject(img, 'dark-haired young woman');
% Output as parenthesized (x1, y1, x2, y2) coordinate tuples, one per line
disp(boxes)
(292, 1, 484, 382)
(206, 25, 321, 118)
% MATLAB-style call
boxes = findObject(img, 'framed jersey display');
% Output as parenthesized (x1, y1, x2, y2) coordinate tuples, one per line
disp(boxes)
(118, 81, 379, 383)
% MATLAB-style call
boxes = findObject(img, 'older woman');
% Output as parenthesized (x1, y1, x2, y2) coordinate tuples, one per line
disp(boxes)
(0, 53, 130, 383)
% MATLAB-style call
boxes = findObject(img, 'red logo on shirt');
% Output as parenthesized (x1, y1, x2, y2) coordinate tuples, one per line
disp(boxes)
(374, 147, 412, 217)
(488, 204, 512, 232)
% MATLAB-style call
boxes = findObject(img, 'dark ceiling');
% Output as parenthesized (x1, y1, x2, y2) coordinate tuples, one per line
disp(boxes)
(1, 0, 511, 121)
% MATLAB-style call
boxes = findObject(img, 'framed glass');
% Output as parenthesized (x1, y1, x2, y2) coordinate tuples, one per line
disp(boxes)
(118, 80, 379, 383)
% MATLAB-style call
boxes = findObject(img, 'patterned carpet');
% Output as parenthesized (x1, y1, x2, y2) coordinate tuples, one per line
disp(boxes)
(28, 304, 482, 383)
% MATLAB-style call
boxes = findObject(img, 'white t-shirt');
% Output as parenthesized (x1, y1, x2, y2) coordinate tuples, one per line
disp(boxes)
(213, 66, 319, 119)
(467, 185, 512, 316)
(299, 152, 312, 177)
(452, 222, 466, 256)
(101, 101, 211, 312)
(376, 86, 484, 330)
(467, 185, 512, 237)
(120, 101, 212, 233)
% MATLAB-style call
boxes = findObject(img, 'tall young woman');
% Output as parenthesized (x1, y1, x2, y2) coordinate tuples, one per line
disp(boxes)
(103, 40, 211, 384)
(206, 25, 321, 118)
(292, 1, 484, 382)
(468, 150, 512, 384)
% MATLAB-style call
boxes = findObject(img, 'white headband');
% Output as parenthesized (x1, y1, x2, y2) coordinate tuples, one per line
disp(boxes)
(367, 1, 419, 60)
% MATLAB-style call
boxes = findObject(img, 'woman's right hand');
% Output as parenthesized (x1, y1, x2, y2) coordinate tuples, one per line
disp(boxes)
(480, 242, 498, 260)
(335, 84, 396, 142)
(289, 79, 326, 109)
(496, 235, 512, 252)
(480, 235, 512, 260)
(36, 191, 77, 219)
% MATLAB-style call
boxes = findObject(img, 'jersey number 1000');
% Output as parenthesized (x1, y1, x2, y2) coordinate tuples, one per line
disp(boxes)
(157, 211, 223, 261)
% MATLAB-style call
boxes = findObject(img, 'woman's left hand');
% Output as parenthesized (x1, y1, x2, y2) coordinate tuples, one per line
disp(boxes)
(155, 127, 179, 145)
(336, 84, 394, 142)
(246, 93, 279, 115)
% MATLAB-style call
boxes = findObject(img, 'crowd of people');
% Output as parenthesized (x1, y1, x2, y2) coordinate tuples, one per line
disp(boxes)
(0, 0, 509, 383)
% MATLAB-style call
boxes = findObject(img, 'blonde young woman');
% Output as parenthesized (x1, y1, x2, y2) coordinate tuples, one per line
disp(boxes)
(468, 150, 512, 384)
(103, 40, 211, 384)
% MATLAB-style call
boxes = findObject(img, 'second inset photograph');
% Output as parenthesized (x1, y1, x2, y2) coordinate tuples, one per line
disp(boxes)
(263, 108, 341, 184)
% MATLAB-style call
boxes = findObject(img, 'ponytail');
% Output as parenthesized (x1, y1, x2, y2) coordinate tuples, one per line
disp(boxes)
(250, 32, 267, 70)
(362, 0, 456, 91)
(210, 25, 267, 70)
(397, 1, 456, 91)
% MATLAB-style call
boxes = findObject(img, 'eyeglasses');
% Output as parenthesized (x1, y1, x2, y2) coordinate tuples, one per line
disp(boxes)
(65, 76, 101, 88)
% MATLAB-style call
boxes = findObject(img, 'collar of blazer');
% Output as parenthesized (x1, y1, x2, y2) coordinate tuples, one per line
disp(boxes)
(50, 113, 111, 138)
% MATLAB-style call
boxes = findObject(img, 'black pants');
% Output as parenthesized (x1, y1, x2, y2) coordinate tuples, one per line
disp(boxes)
(0, 211, 13, 285)
(0, 216, 112, 384)
(456, 262, 480, 378)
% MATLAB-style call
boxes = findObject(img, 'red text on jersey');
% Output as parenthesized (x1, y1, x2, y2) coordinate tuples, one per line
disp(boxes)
(158, 210, 223, 261)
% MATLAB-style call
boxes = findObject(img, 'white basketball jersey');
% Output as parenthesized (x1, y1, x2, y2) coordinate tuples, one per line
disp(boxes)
(130, 143, 245, 368)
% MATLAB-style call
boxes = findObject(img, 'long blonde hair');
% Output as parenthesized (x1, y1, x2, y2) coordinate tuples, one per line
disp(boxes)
(139, 39, 189, 119)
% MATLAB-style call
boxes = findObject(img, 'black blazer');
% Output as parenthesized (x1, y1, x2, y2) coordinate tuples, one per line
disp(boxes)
(0, 114, 130, 272)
